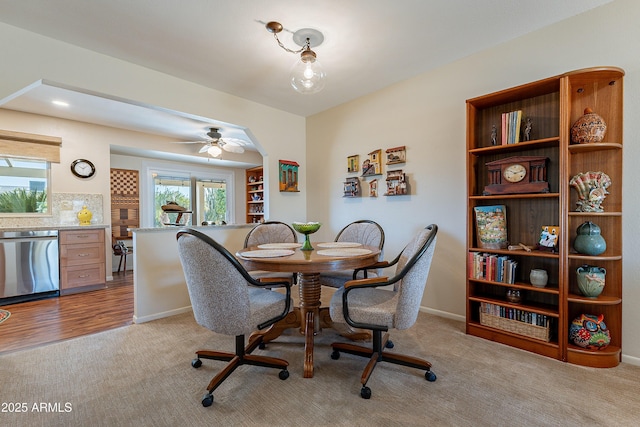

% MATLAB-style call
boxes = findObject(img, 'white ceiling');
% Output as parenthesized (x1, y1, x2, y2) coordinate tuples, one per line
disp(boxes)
(0, 0, 613, 153)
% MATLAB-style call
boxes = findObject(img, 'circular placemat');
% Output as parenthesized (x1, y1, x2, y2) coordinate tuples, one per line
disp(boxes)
(239, 249, 295, 258)
(317, 248, 372, 257)
(257, 243, 303, 249)
(316, 242, 363, 248)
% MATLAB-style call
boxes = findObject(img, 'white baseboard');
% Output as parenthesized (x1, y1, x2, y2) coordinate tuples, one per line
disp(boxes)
(133, 306, 192, 324)
(420, 306, 465, 322)
(621, 354, 640, 367)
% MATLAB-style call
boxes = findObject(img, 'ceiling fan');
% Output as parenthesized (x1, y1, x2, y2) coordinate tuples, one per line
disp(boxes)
(175, 127, 246, 157)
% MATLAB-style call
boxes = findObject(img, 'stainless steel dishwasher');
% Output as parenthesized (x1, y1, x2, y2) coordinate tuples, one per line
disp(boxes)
(0, 230, 60, 305)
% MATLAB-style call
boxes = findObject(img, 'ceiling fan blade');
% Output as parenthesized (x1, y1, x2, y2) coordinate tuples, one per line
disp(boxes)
(171, 140, 207, 144)
(219, 138, 246, 153)
(221, 144, 245, 153)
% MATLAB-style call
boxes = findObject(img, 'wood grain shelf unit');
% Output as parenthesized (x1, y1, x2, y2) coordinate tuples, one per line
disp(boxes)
(466, 67, 624, 368)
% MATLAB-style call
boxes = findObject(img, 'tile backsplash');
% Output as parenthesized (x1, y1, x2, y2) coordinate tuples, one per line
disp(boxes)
(0, 193, 104, 228)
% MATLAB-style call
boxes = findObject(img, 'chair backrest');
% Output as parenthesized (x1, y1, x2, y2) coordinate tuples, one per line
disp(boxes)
(335, 220, 385, 252)
(177, 228, 261, 336)
(244, 221, 298, 248)
(391, 225, 438, 330)
(112, 242, 128, 255)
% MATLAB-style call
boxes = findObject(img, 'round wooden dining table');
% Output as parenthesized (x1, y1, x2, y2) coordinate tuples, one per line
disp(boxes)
(237, 244, 381, 378)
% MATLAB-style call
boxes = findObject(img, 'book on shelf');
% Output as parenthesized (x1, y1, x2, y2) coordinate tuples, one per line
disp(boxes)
(468, 252, 517, 284)
(500, 110, 523, 145)
(480, 302, 550, 328)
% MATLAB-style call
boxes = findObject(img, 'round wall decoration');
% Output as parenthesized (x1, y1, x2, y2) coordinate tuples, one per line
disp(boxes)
(70, 159, 96, 179)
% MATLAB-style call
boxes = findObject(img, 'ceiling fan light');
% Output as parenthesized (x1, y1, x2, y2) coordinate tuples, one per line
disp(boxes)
(207, 145, 222, 157)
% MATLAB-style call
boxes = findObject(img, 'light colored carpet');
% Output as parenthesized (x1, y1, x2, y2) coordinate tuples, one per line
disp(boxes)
(1, 311, 639, 427)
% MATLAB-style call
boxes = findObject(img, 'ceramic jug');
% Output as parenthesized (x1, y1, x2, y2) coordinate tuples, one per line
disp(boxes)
(573, 221, 606, 255)
(77, 205, 93, 226)
(576, 265, 606, 297)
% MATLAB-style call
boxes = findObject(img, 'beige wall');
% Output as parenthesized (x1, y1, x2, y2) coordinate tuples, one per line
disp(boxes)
(307, 0, 640, 363)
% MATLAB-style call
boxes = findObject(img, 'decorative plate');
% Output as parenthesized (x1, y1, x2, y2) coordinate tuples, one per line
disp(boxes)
(257, 243, 303, 249)
(316, 242, 363, 248)
(317, 248, 372, 257)
(239, 249, 295, 258)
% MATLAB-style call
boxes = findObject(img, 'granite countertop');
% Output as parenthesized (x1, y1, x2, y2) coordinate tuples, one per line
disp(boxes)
(131, 224, 254, 233)
(0, 224, 109, 232)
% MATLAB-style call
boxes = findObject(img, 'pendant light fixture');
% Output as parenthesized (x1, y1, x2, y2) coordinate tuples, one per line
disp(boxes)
(265, 21, 326, 94)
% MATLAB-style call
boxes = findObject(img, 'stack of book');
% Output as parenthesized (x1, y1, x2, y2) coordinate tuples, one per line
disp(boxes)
(480, 302, 550, 327)
(468, 252, 517, 284)
(479, 301, 552, 342)
(501, 110, 523, 145)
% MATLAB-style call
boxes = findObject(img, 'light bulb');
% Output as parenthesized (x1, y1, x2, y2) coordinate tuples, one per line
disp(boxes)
(290, 50, 326, 94)
(303, 65, 315, 80)
(207, 145, 222, 157)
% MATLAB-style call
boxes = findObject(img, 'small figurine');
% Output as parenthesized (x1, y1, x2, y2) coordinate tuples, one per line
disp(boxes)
(490, 124, 497, 145)
(523, 117, 532, 141)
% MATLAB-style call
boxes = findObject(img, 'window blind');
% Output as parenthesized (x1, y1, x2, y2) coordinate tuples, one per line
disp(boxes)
(0, 129, 62, 163)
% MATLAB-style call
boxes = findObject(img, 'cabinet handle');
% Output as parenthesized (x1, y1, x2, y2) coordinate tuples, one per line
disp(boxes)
(78, 274, 90, 278)
(77, 253, 90, 257)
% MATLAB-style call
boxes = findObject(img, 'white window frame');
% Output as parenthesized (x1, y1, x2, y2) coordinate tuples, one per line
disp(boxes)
(141, 160, 234, 228)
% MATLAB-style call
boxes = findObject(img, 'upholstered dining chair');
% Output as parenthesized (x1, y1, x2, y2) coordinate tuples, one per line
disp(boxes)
(244, 220, 298, 247)
(320, 219, 385, 289)
(329, 224, 438, 399)
(176, 228, 292, 407)
(244, 221, 299, 284)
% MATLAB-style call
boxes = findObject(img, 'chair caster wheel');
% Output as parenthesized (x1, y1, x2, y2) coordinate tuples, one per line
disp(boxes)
(279, 369, 289, 380)
(360, 386, 372, 399)
(425, 371, 437, 382)
(385, 340, 394, 349)
(330, 350, 340, 360)
(258, 342, 266, 350)
(202, 393, 214, 407)
(191, 358, 202, 368)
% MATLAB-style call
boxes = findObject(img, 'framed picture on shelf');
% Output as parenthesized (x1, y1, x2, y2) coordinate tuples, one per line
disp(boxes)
(538, 225, 559, 252)
(347, 155, 359, 173)
(474, 205, 508, 249)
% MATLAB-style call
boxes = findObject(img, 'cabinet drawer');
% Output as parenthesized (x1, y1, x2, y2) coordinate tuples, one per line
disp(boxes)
(59, 229, 104, 245)
(61, 263, 106, 289)
(60, 243, 105, 266)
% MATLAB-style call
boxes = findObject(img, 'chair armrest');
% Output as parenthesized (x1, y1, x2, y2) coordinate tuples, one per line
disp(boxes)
(352, 261, 390, 279)
(257, 276, 293, 287)
(253, 277, 293, 330)
(344, 276, 389, 290)
(342, 276, 391, 331)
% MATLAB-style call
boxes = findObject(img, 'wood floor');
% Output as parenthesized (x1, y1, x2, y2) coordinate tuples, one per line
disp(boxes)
(0, 272, 133, 354)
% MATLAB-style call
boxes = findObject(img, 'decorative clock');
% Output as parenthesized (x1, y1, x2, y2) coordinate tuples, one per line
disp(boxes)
(70, 158, 96, 179)
(483, 155, 549, 195)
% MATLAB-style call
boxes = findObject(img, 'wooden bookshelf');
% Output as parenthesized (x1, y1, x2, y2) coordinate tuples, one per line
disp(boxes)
(466, 67, 624, 367)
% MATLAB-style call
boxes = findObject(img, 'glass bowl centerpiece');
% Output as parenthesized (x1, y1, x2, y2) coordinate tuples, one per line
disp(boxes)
(291, 222, 321, 251)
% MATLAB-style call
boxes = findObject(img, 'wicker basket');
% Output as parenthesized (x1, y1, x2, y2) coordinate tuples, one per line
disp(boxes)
(480, 311, 550, 342)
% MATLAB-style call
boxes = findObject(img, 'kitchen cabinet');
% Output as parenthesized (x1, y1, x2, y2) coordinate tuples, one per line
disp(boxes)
(60, 228, 106, 294)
